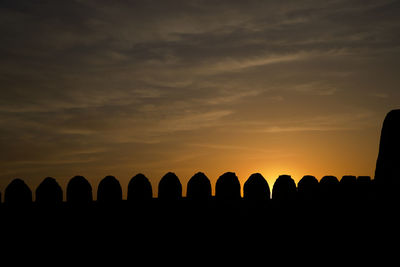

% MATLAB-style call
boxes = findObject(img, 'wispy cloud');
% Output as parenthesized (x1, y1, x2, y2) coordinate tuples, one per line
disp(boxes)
(157, 110, 233, 132)
(292, 82, 338, 96)
(0, 0, 399, 187)
(240, 111, 377, 133)
(259, 125, 350, 133)
(204, 52, 308, 74)
(202, 89, 263, 105)
(188, 143, 277, 154)
(369, 92, 389, 99)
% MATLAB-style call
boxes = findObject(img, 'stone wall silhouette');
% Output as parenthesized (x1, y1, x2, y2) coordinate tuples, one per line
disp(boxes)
(0, 173, 377, 207)
(2, 110, 398, 263)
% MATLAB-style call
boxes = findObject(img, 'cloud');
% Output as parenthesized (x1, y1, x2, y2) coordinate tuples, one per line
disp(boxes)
(0, 0, 399, 187)
(237, 111, 377, 134)
(369, 93, 389, 99)
(156, 110, 233, 132)
(188, 143, 277, 154)
(292, 82, 338, 96)
(260, 125, 350, 133)
(202, 52, 309, 74)
(202, 89, 263, 105)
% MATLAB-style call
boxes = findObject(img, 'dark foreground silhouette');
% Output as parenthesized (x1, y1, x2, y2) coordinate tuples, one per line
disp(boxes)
(1, 110, 399, 260)
(35, 177, 63, 206)
(0, 172, 380, 208)
(375, 109, 400, 202)
(186, 172, 212, 200)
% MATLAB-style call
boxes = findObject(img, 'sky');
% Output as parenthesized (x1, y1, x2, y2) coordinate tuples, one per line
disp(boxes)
(1, 0, 400, 198)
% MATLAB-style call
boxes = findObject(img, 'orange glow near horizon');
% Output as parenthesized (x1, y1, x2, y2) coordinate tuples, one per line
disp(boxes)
(0, 122, 380, 200)
(1, 1, 398, 200)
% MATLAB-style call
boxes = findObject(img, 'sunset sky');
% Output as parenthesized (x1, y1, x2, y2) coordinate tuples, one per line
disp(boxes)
(1, 0, 399, 198)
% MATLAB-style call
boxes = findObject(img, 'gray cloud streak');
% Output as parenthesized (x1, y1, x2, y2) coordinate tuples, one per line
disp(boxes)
(0, 0, 399, 187)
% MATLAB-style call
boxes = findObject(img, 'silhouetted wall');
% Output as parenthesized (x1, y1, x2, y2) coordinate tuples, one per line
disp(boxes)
(297, 175, 319, 203)
(4, 178, 32, 206)
(127, 173, 153, 201)
(0, 173, 385, 206)
(356, 176, 374, 203)
(186, 172, 212, 201)
(243, 173, 270, 201)
(1, 109, 398, 211)
(272, 175, 297, 202)
(66, 176, 93, 205)
(97, 175, 122, 204)
(339, 175, 357, 203)
(319, 175, 340, 205)
(36, 177, 63, 206)
(158, 172, 182, 200)
(215, 172, 241, 201)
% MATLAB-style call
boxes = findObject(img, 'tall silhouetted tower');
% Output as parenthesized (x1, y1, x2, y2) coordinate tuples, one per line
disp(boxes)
(375, 110, 400, 186)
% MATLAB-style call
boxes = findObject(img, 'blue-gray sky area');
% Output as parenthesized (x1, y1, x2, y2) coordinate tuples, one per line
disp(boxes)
(1, 0, 399, 197)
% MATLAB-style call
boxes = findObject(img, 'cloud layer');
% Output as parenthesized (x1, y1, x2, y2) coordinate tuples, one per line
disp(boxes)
(1, 0, 399, 193)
